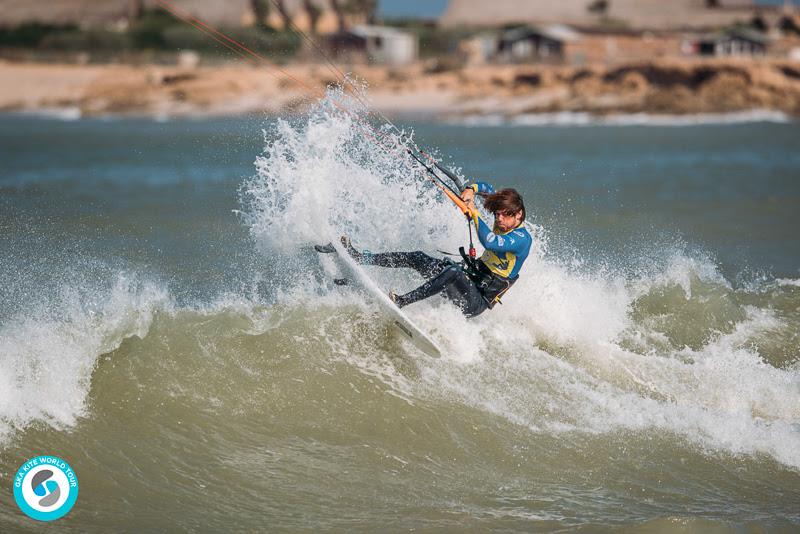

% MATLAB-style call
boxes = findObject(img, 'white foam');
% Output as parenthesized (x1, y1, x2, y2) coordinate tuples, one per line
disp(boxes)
(417, 254, 800, 466)
(241, 86, 468, 263)
(13, 107, 83, 121)
(0, 274, 169, 444)
(628, 251, 729, 299)
(448, 109, 792, 128)
(242, 87, 800, 470)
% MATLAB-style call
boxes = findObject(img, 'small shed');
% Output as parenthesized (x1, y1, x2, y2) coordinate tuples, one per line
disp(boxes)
(462, 25, 581, 64)
(691, 27, 768, 56)
(327, 25, 418, 65)
(496, 24, 580, 62)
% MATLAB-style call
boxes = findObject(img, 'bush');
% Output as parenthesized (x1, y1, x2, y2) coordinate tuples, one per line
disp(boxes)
(0, 12, 301, 60)
(40, 30, 130, 52)
(162, 26, 215, 51)
(0, 22, 77, 48)
(129, 7, 181, 48)
(163, 26, 300, 58)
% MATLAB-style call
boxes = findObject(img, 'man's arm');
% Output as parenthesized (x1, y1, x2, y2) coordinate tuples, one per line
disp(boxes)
(460, 181, 495, 209)
(460, 182, 496, 240)
(468, 181, 495, 196)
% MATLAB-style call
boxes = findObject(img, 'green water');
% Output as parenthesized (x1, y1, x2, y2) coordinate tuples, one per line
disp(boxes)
(1, 113, 799, 531)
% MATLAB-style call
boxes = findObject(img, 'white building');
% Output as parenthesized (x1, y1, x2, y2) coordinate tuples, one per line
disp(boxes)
(349, 25, 418, 65)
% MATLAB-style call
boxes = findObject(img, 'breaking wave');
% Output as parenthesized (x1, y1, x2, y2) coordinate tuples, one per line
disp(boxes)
(2, 87, 798, 484)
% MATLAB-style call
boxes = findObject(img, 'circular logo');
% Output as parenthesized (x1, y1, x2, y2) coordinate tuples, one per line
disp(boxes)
(13, 456, 78, 522)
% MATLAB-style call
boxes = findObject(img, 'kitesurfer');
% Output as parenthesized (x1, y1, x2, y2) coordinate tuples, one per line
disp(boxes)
(343, 183, 531, 317)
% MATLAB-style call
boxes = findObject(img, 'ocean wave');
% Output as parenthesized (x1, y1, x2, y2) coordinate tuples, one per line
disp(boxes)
(0, 274, 169, 444)
(4, 87, 798, 477)
(239, 90, 800, 470)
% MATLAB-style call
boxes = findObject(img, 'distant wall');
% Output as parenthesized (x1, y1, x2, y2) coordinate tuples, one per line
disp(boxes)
(566, 34, 684, 65)
(440, 0, 758, 31)
(0, 0, 341, 30)
(0, 0, 253, 28)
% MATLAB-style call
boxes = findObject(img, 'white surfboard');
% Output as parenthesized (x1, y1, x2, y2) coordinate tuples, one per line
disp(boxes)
(322, 240, 442, 359)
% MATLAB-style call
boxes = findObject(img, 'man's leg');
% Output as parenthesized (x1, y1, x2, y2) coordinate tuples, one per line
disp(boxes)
(361, 251, 449, 278)
(343, 238, 447, 279)
(340, 237, 487, 315)
(395, 264, 463, 308)
(397, 265, 489, 317)
(444, 272, 489, 318)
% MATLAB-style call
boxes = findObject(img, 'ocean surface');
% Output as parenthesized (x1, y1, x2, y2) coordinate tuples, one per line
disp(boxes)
(1, 101, 799, 532)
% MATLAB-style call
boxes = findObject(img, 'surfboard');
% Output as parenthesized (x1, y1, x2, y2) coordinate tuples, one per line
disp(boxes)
(317, 240, 442, 359)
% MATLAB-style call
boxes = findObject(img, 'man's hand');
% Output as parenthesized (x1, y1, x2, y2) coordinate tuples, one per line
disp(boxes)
(460, 187, 475, 208)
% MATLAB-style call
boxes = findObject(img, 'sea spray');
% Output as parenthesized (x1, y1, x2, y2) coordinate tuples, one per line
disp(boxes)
(240, 86, 468, 263)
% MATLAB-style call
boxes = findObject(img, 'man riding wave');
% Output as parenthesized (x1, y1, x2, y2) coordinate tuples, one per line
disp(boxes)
(341, 182, 531, 318)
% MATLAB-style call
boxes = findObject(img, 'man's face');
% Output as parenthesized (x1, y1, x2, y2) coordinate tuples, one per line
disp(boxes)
(495, 210, 523, 232)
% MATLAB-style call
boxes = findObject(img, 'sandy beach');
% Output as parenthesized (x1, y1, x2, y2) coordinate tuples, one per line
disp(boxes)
(2, 58, 799, 119)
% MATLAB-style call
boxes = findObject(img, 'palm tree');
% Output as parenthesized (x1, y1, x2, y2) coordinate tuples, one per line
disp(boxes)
(346, 0, 377, 25)
(303, 0, 323, 34)
(250, 0, 271, 29)
(329, 0, 347, 33)
(587, 0, 609, 16)
(330, 0, 376, 33)
(128, 0, 144, 23)
(274, 0, 294, 29)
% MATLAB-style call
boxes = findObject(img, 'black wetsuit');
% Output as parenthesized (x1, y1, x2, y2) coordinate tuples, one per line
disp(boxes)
(354, 250, 488, 317)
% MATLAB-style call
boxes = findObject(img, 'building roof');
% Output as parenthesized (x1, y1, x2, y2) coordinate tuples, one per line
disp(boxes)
(350, 25, 413, 39)
(700, 26, 769, 43)
(501, 24, 581, 43)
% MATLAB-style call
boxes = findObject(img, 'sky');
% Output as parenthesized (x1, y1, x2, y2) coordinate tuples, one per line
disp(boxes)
(376, 0, 797, 20)
(377, 0, 449, 19)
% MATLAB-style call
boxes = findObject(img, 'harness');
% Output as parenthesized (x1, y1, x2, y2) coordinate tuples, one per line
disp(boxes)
(459, 247, 518, 309)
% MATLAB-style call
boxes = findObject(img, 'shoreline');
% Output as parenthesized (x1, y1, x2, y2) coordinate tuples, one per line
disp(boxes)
(6, 106, 794, 128)
(1, 58, 799, 121)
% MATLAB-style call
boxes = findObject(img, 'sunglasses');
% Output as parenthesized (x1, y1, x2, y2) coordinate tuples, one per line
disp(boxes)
(494, 210, 519, 217)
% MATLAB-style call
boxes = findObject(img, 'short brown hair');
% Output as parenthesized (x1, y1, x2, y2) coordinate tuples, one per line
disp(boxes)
(483, 188, 526, 221)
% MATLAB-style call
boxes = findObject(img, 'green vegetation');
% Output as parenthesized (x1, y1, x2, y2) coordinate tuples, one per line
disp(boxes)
(0, 22, 78, 48)
(40, 29, 130, 52)
(129, 7, 179, 48)
(162, 26, 300, 58)
(0, 8, 300, 59)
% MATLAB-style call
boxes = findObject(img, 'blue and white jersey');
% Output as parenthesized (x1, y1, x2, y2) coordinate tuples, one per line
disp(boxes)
(468, 181, 532, 280)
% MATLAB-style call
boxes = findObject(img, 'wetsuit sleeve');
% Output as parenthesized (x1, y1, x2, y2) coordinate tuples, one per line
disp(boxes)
(467, 181, 495, 195)
(474, 217, 530, 254)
